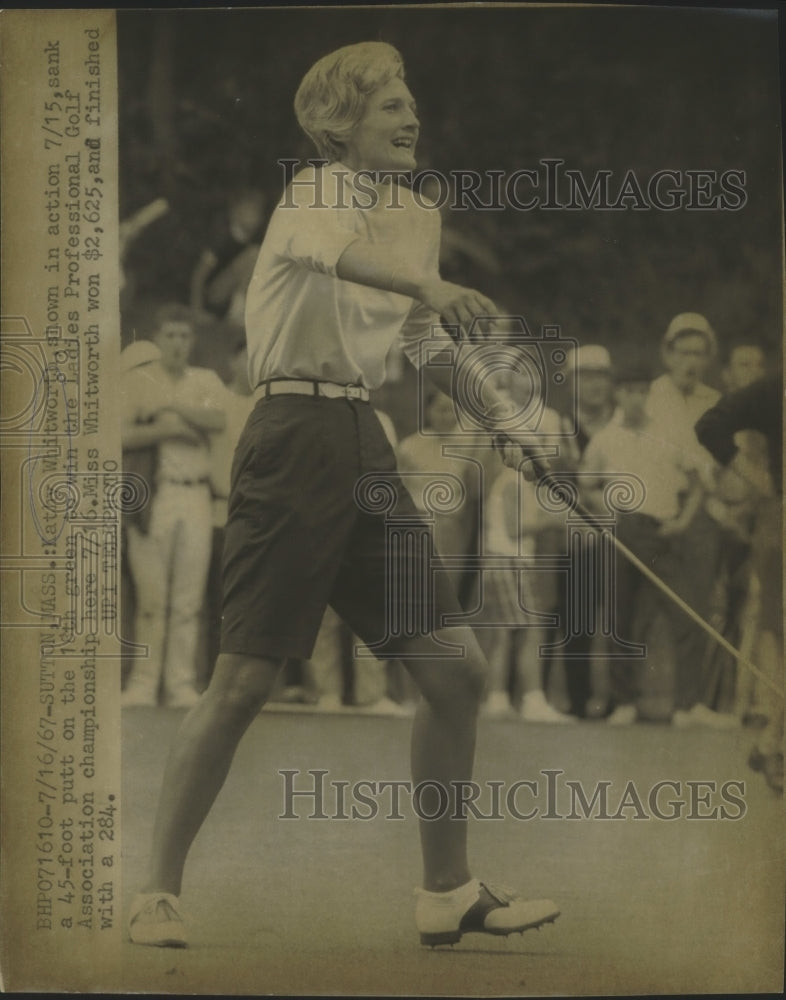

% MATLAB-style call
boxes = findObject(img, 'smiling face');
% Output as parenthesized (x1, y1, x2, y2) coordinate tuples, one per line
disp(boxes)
(340, 77, 420, 173)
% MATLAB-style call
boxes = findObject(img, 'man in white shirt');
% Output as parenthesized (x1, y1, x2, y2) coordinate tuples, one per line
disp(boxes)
(644, 313, 735, 726)
(582, 361, 704, 725)
(553, 344, 616, 718)
(645, 312, 720, 486)
(128, 42, 558, 951)
(121, 304, 226, 709)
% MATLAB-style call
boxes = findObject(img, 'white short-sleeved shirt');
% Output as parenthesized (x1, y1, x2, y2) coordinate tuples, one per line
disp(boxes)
(121, 362, 226, 481)
(244, 162, 442, 391)
(582, 419, 696, 523)
(645, 374, 721, 488)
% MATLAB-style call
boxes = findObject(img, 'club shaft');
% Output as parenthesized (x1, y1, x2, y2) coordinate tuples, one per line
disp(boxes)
(538, 469, 783, 701)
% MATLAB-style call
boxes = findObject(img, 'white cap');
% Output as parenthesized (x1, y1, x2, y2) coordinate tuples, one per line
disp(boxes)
(663, 313, 717, 355)
(120, 339, 161, 373)
(567, 344, 612, 374)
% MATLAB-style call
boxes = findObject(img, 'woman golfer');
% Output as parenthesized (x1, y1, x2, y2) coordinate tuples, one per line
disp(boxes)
(128, 41, 559, 949)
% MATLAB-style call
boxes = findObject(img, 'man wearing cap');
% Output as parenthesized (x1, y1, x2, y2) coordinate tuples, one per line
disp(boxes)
(645, 313, 737, 727)
(646, 313, 720, 476)
(563, 345, 616, 451)
(581, 360, 704, 724)
(554, 344, 616, 718)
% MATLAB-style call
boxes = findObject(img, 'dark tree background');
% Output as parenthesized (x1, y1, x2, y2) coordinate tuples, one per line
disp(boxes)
(118, 6, 782, 376)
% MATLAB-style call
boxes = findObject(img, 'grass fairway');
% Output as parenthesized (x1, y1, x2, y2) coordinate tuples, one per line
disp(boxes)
(121, 707, 784, 995)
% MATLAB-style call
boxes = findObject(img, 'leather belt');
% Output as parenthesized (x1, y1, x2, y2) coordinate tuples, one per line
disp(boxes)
(254, 378, 370, 403)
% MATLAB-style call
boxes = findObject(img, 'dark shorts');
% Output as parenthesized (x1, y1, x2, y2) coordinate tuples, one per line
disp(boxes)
(220, 394, 464, 660)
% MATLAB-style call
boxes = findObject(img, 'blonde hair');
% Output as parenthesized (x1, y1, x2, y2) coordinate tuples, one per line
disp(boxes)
(294, 42, 405, 161)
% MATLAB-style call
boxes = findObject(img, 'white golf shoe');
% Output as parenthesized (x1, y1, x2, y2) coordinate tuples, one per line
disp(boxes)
(415, 878, 559, 946)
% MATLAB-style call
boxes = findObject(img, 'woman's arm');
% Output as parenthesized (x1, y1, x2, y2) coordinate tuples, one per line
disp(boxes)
(335, 239, 496, 329)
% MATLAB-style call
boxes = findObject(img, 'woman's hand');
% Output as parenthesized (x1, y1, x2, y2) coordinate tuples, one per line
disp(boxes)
(417, 278, 497, 336)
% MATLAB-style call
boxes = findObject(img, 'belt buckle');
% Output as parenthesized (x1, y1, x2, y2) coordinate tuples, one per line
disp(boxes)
(345, 384, 363, 401)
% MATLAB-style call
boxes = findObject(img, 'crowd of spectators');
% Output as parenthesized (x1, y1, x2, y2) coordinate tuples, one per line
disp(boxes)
(118, 186, 782, 793)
